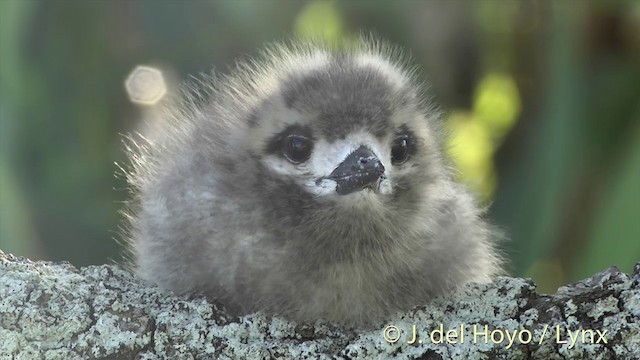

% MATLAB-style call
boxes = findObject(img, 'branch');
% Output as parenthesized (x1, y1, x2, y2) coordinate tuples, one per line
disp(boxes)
(1, 251, 638, 359)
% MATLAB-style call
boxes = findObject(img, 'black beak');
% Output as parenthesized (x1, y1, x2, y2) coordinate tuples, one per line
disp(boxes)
(328, 146, 385, 195)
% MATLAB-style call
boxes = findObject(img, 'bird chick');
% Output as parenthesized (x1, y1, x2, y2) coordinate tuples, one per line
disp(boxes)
(124, 39, 503, 327)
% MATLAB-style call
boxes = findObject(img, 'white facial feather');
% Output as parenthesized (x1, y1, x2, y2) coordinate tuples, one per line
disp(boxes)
(262, 131, 396, 197)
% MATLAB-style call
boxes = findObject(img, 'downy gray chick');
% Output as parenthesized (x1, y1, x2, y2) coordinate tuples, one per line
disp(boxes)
(124, 39, 503, 327)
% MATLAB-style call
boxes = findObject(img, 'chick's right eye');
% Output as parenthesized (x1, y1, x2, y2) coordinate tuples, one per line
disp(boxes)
(283, 135, 312, 164)
(391, 135, 411, 165)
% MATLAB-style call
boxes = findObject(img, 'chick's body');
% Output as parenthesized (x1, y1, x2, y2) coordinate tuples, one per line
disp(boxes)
(126, 40, 502, 326)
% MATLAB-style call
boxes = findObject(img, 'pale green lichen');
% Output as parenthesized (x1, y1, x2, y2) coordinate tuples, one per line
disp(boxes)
(1, 251, 638, 359)
(587, 297, 619, 322)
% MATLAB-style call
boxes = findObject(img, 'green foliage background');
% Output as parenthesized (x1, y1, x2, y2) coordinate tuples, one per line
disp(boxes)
(0, 0, 638, 293)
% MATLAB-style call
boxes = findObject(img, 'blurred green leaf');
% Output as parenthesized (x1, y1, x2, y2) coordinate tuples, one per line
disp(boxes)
(499, 2, 587, 284)
(0, 158, 39, 256)
(576, 121, 640, 278)
(0, 0, 38, 257)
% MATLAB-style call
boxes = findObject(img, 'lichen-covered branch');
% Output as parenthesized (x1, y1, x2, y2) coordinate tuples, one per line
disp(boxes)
(1, 251, 638, 359)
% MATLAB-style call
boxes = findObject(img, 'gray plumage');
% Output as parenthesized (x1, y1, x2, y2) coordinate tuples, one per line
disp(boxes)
(124, 39, 503, 327)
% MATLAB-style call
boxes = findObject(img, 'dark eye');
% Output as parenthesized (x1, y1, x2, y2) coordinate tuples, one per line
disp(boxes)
(284, 135, 313, 164)
(391, 135, 410, 165)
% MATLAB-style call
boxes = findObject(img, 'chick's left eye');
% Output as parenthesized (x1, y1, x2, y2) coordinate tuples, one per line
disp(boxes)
(284, 135, 312, 164)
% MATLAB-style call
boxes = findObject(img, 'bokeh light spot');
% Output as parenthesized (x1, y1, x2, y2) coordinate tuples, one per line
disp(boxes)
(447, 111, 496, 201)
(125, 66, 167, 105)
(447, 72, 521, 202)
(473, 72, 521, 141)
(294, 0, 344, 43)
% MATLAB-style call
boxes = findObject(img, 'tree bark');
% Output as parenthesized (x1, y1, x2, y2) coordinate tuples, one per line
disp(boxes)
(1, 251, 638, 359)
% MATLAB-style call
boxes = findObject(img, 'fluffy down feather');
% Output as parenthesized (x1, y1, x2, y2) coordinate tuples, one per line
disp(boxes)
(122, 38, 503, 327)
